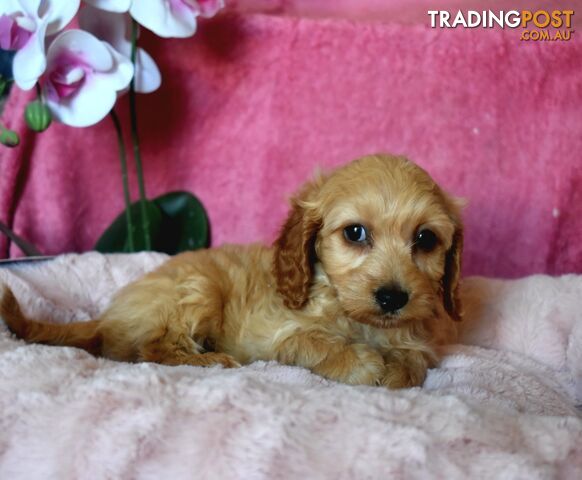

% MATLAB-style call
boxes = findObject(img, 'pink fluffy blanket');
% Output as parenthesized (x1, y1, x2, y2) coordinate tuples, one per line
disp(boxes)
(0, 253, 581, 478)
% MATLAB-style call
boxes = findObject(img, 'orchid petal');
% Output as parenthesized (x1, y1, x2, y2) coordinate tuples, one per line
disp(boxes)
(1, 0, 80, 89)
(44, 29, 133, 127)
(130, 0, 197, 38)
(46, 29, 113, 72)
(133, 48, 161, 93)
(0, 1, 26, 17)
(0, 16, 13, 49)
(12, 19, 47, 90)
(47, 73, 118, 127)
(82, 0, 132, 13)
(0, 14, 34, 50)
(44, 0, 81, 35)
(198, 0, 224, 18)
(51, 44, 133, 126)
(78, 5, 126, 53)
(101, 41, 134, 91)
(13, 0, 42, 18)
(80, 6, 161, 93)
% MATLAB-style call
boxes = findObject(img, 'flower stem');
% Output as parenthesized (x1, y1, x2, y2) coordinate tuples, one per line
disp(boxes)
(0, 220, 42, 257)
(129, 19, 151, 250)
(109, 110, 135, 252)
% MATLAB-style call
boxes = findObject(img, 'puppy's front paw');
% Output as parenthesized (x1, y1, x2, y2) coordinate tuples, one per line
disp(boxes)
(189, 352, 241, 368)
(316, 343, 386, 386)
(380, 349, 432, 388)
(380, 363, 426, 389)
(209, 353, 241, 368)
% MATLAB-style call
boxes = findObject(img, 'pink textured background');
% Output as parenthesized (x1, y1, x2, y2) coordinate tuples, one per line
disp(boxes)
(1, 3, 582, 277)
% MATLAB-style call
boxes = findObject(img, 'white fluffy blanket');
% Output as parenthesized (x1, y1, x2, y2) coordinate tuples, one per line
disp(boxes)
(0, 253, 581, 479)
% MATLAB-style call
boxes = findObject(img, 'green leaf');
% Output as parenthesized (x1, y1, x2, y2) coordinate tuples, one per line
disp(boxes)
(153, 191, 209, 254)
(95, 200, 162, 253)
(94, 192, 209, 254)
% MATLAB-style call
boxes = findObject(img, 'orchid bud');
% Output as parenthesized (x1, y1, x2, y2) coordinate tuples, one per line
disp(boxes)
(0, 128, 20, 147)
(25, 100, 52, 132)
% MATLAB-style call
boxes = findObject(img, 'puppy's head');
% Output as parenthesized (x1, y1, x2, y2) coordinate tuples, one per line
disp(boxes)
(273, 154, 464, 328)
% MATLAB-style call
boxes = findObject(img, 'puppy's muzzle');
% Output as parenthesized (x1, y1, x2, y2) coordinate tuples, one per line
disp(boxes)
(374, 286, 409, 314)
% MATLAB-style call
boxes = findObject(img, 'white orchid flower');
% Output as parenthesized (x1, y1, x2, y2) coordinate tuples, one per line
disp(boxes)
(43, 29, 134, 127)
(129, 0, 225, 38)
(0, 0, 80, 90)
(79, 6, 161, 94)
(81, 0, 224, 39)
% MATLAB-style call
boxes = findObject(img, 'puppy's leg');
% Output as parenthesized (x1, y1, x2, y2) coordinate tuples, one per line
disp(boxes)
(138, 327, 240, 368)
(275, 328, 385, 385)
(380, 348, 435, 388)
(99, 273, 239, 368)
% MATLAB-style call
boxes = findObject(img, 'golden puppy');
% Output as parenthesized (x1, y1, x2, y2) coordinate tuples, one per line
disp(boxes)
(1, 154, 463, 388)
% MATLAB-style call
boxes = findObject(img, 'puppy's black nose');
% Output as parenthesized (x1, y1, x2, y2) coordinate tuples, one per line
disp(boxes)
(375, 287, 409, 313)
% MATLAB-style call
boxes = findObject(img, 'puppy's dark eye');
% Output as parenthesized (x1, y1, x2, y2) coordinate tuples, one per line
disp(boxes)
(415, 229, 438, 252)
(344, 224, 368, 244)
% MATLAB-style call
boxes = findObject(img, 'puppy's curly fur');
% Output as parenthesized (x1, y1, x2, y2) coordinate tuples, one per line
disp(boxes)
(1, 154, 464, 388)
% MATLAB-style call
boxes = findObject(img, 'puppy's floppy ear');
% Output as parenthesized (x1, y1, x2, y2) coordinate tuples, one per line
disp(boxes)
(273, 179, 322, 310)
(442, 197, 465, 321)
